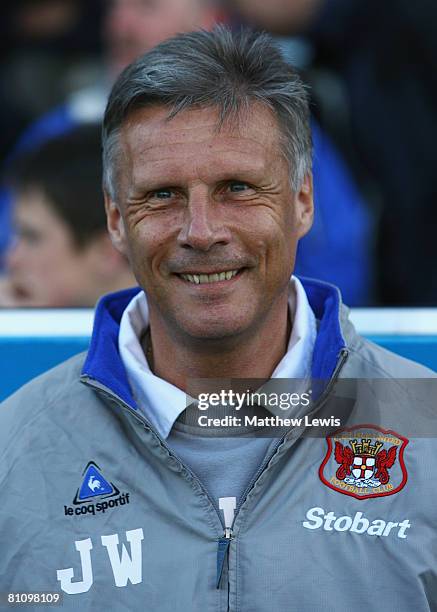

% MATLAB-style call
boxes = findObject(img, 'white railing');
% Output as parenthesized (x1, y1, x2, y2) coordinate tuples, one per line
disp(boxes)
(0, 308, 436, 337)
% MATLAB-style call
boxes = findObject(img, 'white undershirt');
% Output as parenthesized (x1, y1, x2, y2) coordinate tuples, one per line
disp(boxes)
(118, 276, 317, 440)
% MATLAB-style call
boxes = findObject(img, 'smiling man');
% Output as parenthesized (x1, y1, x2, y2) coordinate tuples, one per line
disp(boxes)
(106, 102, 312, 385)
(0, 27, 436, 612)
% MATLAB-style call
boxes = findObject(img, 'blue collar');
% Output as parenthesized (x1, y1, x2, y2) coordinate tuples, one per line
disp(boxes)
(82, 278, 346, 409)
(82, 287, 141, 408)
(302, 277, 346, 380)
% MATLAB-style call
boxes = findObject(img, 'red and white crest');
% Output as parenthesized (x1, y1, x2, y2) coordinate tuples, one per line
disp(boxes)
(319, 425, 408, 499)
(351, 455, 376, 481)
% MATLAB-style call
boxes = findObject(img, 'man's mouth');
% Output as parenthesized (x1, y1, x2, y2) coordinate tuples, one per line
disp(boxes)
(178, 269, 240, 284)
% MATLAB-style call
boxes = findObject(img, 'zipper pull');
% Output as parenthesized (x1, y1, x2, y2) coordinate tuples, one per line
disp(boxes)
(216, 528, 233, 589)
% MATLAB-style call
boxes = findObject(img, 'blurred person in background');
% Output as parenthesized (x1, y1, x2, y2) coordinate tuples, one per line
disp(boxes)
(104, 0, 221, 77)
(0, 0, 221, 274)
(0, 0, 374, 306)
(0, 0, 104, 160)
(228, 0, 437, 305)
(54, 0, 222, 122)
(0, 0, 104, 273)
(0, 126, 134, 307)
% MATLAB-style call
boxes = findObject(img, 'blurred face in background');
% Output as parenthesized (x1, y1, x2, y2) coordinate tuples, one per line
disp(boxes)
(104, 0, 219, 76)
(6, 188, 104, 307)
(229, 0, 322, 35)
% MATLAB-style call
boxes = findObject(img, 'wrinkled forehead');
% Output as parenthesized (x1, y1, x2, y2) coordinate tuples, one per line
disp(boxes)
(126, 100, 280, 133)
(118, 102, 285, 170)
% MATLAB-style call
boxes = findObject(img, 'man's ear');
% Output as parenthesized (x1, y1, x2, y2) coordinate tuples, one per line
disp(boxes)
(294, 173, 314, 239)
(104, 190, 128, 256)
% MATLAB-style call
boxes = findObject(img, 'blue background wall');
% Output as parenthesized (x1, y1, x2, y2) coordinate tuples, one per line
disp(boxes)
(1, 334, 436, 401)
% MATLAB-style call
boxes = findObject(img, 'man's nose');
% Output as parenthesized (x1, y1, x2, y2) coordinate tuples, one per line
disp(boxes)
(177, 194, 231, 251)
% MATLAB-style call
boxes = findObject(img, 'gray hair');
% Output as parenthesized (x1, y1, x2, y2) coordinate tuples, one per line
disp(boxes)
(102, 26, 312, 200)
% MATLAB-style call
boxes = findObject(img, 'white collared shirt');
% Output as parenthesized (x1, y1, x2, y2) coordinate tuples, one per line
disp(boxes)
(118, 276, 317, 440)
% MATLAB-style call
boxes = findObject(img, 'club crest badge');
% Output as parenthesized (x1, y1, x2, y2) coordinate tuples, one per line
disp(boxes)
(319, 425, 408, 499)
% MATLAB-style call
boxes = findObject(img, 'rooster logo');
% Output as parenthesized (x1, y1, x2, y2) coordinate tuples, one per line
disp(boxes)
(88, 475, 102, 492)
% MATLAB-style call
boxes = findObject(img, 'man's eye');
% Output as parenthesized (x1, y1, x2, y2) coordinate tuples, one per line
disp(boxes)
(151, 189, 173, 199)
(228, 182, 250, 193)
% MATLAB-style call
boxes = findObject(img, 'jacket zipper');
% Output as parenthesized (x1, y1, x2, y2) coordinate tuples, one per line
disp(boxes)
(81, 347, 348, 605)
(81, 375, 232, 595)
(233, 348, 349, 519)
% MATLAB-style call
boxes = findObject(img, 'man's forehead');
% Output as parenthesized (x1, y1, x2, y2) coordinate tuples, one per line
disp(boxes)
(119, 103, 282, 154)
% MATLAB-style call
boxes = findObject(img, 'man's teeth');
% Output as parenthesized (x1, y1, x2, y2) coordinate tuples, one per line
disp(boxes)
(180, 270, 239, 284)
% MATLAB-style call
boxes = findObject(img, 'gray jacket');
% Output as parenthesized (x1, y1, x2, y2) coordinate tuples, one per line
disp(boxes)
(1, 280, 436, 612)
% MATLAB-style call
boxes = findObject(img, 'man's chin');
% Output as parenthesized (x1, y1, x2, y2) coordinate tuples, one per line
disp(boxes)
(175, 316, 250, 344)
